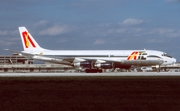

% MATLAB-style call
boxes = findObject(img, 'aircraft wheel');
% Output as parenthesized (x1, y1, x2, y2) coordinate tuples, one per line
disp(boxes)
(85, 69, 103, 73)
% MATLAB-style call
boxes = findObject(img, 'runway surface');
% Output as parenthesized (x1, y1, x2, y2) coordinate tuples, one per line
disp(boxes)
(1, 72, 180, 110)
(1, 72, 180, 77)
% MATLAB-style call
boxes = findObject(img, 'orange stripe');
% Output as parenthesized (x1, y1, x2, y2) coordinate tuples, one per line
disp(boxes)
(127, 51, 139, 60)
(22, 31, 36, 48)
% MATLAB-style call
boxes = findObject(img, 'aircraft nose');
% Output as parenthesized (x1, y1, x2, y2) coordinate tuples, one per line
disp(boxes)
(172, 58, 177, 64)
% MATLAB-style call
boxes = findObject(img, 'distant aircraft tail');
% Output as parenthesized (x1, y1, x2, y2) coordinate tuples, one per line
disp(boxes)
(19, 27, 44, 52)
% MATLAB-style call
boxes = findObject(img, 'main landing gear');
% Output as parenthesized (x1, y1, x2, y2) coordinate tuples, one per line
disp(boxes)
(157, 65, 161, 72)
(85, 69, 103, 73)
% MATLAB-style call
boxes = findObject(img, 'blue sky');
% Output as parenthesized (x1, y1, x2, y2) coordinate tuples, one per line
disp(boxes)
(0, 0, 180, 60)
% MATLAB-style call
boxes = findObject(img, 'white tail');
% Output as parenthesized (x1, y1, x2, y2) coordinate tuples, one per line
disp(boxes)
(19, 27, 44, 52)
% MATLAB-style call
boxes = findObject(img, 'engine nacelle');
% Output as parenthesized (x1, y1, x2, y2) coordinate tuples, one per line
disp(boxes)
(74, 61, 92, 68)
(95, 62, 114, 69)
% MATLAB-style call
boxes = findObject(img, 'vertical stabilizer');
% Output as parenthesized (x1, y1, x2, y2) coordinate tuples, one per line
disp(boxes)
(19, 27, 43, 52)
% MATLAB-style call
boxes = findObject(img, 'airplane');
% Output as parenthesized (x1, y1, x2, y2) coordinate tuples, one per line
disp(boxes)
(8, 27, 177, 73)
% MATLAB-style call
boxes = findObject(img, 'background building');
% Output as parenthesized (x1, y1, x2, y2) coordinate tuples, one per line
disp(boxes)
(0, 54, 33, 64)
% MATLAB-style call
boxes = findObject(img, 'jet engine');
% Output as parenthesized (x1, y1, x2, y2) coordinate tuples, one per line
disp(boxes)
(94, 62, 114, 69)
(74, 61, 114, 69)
(73, 61, 93, 68)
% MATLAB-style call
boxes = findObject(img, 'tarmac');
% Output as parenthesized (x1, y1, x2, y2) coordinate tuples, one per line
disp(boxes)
(1, 72, 180, 110)
(1, 72, 180, 77)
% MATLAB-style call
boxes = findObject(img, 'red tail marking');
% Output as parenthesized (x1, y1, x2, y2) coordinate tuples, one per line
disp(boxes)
(22, 31, 36, 48)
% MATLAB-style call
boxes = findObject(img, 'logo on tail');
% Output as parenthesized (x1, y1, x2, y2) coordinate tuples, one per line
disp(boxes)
(22, 31, 36, 48)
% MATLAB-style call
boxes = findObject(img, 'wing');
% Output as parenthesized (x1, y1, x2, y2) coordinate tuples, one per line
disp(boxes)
(5, 49, 124, 69)
(5, 49, 72, 65)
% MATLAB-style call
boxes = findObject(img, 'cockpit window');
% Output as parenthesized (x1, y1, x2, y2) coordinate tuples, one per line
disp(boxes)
(162, 53, 172, 58)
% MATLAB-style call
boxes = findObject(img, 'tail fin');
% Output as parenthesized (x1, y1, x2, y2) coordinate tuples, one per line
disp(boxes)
(19, 27, 44, 52)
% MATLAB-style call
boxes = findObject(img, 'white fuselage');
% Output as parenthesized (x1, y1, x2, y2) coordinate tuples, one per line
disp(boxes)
(22, 49, 176, 66)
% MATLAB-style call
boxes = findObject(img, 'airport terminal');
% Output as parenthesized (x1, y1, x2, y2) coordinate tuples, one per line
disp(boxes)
(0, 54, 75, 73)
